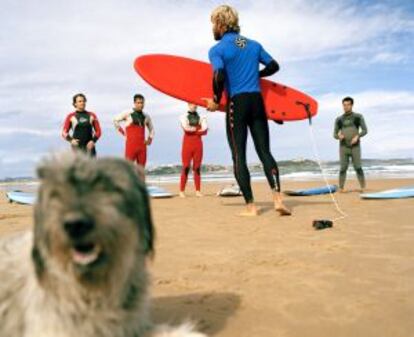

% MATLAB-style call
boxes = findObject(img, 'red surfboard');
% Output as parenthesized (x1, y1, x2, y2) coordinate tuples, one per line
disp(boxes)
(134, 54, 318, 122)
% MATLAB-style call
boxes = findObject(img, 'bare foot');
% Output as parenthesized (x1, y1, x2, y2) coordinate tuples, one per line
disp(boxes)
(195, 191, 203, 197)
(274, 192, 292, 216)
(275, 205, 292, 216)
(339, 188, 347, 193)
(179, 191, 186, 198)
(239, 203, 258, 217)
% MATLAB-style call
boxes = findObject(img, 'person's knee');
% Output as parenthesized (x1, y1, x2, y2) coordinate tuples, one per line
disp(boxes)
(182, 166, 190, 176)
(229, 151, 238, 163)
(271, 167, 280, 179)
(233, 154, 247, 168)
(355, 167, 364, 175)
(255, 147, 271, 162)
(193, 167, 201, 175)
(339, 167, 348, 174)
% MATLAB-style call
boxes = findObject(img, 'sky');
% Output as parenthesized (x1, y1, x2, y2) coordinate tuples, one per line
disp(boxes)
(0, 0, 413, 178)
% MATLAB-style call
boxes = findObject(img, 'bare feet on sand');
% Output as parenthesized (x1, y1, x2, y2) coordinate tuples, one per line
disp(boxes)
(179, 191, 186, 198)
(274, 192, 292, 216)
(341, 188, 365, 193)
(239, 203, 259, 217)
(195, 191, 203, 197)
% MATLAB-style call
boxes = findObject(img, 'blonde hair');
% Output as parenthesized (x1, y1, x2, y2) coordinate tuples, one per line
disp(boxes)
(211, 5, 240, 33)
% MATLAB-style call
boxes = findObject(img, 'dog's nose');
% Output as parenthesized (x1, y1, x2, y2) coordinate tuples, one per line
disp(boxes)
(63, 217, 95, 239)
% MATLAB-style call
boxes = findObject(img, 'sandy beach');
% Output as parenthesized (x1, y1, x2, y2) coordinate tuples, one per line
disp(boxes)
(1, 178, 413, 337)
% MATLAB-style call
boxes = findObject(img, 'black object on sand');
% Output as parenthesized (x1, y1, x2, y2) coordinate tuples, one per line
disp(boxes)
(313, 220, 333, 230)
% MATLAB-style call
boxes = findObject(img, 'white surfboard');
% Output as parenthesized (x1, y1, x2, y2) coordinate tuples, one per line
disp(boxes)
(6, 191, 36, 205)
(361, 186, 414, 199)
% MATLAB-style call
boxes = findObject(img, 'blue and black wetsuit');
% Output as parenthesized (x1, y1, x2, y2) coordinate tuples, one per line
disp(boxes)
(209, 31, 281, 203)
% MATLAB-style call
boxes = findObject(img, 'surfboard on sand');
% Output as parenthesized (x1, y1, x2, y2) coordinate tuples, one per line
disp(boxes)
(361, 186, 414, 199)
(217, 184, 243, 197)
(6, 187, 173, 204)
(147, 185, 173, 199)
(6, 191, 36, 205)
(134, 54, 318, 122)
(284, 185, 338, 196)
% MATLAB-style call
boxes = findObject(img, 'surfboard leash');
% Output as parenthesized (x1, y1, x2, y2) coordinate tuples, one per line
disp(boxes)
(296, 101, 348, 223)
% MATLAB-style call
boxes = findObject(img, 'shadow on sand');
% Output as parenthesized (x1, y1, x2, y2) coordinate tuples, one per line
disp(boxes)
(151, 292, 241, 335)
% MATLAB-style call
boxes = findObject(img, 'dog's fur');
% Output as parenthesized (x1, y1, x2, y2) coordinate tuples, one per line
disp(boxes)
(0, 153, 206, 337)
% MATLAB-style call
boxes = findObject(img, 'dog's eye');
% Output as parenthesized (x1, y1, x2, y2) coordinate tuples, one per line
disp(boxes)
(48, 189, 62, 200)
(91, 179, 124, 195)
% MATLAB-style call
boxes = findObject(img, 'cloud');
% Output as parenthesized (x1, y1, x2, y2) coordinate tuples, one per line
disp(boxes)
(0, 0, 413, 177)
(370, 52, 408, 64)
(311, 90, 414, 157)
(0, 127, 57, 137)
(0, 110, 22, 119)
(241, 0, 414, 61)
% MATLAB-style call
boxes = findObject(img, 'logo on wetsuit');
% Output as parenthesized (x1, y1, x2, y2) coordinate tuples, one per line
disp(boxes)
(235, 36, 247, 49)
(131, 111, 146, 127)
(338, 116, 361, 129)
(78, 117, 89, 124)
(187, 112, 200, 127)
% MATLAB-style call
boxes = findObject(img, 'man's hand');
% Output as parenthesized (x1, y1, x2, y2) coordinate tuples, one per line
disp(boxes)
(71, 139, 80, 146)
(118, 127, 126, 137)
(186, 126, 197, 132)
(338, 132, 345, 140)
(201, 98, 219, 112)
(145, 138, 153, 146)
(86, 140, 95, 151)
(351, 135, 359, 145)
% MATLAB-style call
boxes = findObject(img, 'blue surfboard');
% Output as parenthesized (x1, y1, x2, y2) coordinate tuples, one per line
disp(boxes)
(147, 185, 173, 198)
(6, 186, 173, 204)
(284, 185, 338, 196)
(6, 191, 36, 205)
(361, 186, 414, 199)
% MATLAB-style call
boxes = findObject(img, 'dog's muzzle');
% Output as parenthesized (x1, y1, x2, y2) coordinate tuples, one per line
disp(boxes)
(63, 214, 102, 266)
(64, 216, 95, 240)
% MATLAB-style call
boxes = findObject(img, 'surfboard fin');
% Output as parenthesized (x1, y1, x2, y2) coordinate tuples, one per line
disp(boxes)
(296, 101, 312, 125)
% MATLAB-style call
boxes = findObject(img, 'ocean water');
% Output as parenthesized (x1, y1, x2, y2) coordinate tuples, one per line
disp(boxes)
(145, 159, 414, 184)
(1, 159, 413, 188)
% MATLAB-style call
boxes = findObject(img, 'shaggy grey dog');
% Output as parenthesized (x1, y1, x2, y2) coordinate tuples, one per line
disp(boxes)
(0, 153, 206, 337)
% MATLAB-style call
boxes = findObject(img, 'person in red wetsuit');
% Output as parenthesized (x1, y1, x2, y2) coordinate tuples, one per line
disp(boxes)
(113, 94, 154, 168)
(61, 93, 102, 157)
(179, 103, 208, 198)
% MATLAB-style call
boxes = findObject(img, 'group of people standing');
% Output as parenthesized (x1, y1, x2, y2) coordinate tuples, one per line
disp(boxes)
(62, 93, 208, 198)
(61, 4, 368, 217)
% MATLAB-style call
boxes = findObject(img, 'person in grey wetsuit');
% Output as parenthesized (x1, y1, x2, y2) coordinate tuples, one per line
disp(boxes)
(333, 96, 368, 192)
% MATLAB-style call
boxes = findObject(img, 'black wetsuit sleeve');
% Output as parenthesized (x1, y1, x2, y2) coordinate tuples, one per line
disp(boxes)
(333, 117, 341, 139)
(213, 69, 225, 104)
(259, 60, 280, 78)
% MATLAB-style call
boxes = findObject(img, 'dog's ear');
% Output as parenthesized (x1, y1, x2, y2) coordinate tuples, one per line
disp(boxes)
(125, 163, 154, 256)
(135, 182, 155, 256)
(99, 158, 155, 255)
(37, 163, 52, 180)
(31, 245, 46, 280)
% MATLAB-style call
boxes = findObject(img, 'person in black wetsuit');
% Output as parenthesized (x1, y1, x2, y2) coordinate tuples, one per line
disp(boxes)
(203, 5, 291, 217)
(61, 93, 102, 157)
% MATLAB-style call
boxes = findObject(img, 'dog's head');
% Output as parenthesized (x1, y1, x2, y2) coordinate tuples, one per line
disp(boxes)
(32, 152, 154, 288)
